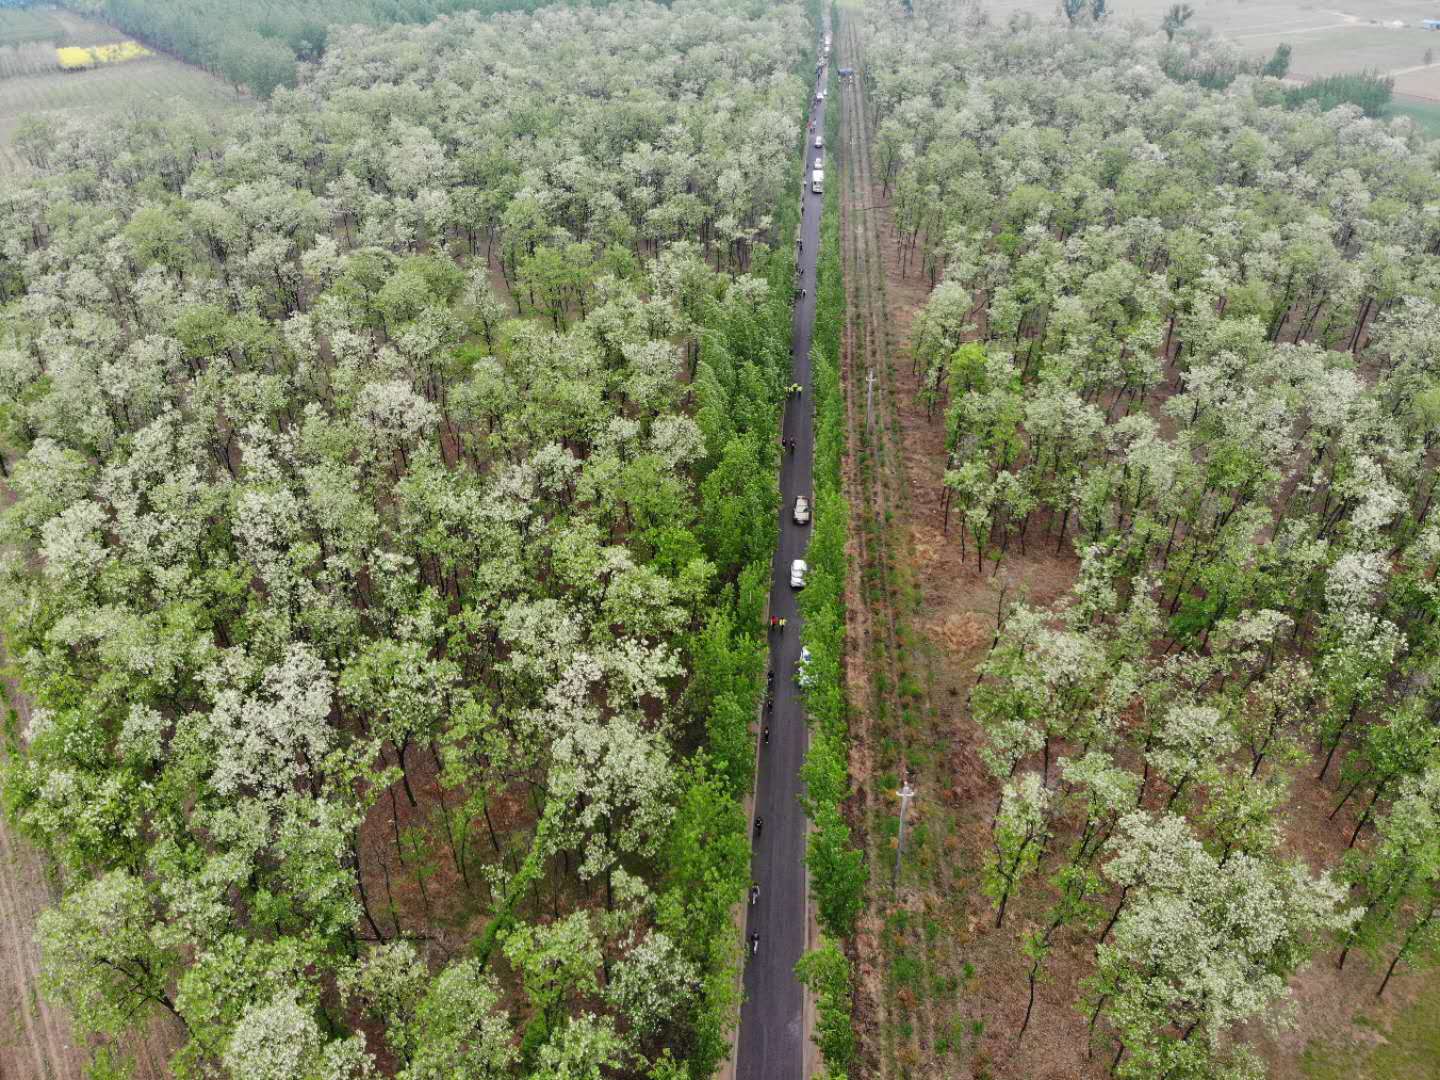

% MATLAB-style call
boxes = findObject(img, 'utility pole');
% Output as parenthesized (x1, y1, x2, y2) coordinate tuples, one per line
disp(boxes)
(893, 777, 916, 887)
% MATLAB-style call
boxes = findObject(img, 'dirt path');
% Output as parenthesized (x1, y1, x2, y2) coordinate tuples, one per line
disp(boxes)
(0, 707, 86, 1080)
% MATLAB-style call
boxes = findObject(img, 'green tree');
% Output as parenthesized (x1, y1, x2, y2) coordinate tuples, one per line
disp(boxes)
(1161, 2, 1193, 40)
(1261, 43, 1292, 78)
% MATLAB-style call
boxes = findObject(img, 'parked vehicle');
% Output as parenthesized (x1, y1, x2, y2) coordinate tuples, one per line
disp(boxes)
(811, 169, 823, 194)
(796, 646, 814, 688)
(790, 558, 808, 588)
(814, 135, 823, 149)
(793, 495, 811, 525)
(813, 156, 823, 170)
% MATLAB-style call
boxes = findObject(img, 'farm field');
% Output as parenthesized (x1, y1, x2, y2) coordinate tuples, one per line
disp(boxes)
(0, 11, 244, 174)
(0, 6, 69, 46)
(0, 6, 120, 47)
(1388, 94, 1440, 134)
(982, 0, 1440, 96)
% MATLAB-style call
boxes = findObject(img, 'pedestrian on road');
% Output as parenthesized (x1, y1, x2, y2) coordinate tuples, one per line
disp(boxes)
(749, 883, 760, 905)
(767, 669, 775, 685)
(766, 695, 774, 712)
(769, 615, 777, 630)
(749, 931, 760, 957)
(798, 238, 803, 250)
(778, 617, 787, 632)
(754, 816, 764, 838)
(788, 438, 797, 453)
(763, 726, 771, 744)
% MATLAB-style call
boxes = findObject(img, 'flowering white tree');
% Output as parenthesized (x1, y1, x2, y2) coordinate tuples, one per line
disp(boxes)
(1091, 814, 1351, 1074)
(38, 871, 182, 1038)
(203, 643, 337, 799)
(400, 960, 516, 1080)
(224, 989, 376, 1080)
(984, 772, 1052, 928)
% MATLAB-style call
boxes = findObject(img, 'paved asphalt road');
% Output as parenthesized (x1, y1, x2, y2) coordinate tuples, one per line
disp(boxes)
(734, 29, 829, 1080)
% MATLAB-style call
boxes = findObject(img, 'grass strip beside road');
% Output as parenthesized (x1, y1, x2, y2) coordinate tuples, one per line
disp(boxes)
(794, 25, 864, 1079)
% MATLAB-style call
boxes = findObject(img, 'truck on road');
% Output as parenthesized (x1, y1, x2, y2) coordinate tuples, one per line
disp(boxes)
(811, 168, 823, 194)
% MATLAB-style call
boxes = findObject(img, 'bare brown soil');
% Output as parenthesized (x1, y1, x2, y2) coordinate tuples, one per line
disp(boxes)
(0, 811, 87, 1080)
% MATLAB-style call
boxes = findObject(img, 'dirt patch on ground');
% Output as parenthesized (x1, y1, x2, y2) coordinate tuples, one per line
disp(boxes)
(0, 811, 88, 1080)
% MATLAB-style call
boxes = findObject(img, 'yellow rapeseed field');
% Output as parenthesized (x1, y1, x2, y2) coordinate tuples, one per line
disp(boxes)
(56, 41, 151, 71)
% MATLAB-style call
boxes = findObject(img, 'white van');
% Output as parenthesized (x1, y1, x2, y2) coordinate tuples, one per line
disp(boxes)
(811, 169, 823, 194)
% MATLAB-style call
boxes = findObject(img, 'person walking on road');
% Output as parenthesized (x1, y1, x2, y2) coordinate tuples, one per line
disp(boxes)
(749, 883, 760, 905)
(754, 816, 764, 838)
(763, 725, 771, 745)
(749, 931, 760, 957)
(777, 617, 786, 632)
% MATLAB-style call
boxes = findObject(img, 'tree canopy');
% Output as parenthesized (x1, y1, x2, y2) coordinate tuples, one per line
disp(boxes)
(0, 0, 821, 1074)
(859, 0, 1440, 1070)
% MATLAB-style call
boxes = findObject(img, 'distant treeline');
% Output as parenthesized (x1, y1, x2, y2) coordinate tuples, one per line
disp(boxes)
(1162, 40, 1394, 118)
(55, 0, 614, 94)
(1284, 71, 1395, 118)
(1160, 39, 1290, 91)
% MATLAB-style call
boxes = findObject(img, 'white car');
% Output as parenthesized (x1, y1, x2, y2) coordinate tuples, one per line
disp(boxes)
(813, 156, 823, 170)
(814, 135, 823, 149)
(790, 558, 808, 589)
(793, 496, 811, 525)
(796, 646, 814, 688)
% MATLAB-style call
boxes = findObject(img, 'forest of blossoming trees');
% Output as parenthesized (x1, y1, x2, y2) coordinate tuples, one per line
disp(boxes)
(0, 1, 824, 1075)
(857, 0, 1440, 1075)
(6, 0, 1440, 1073)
